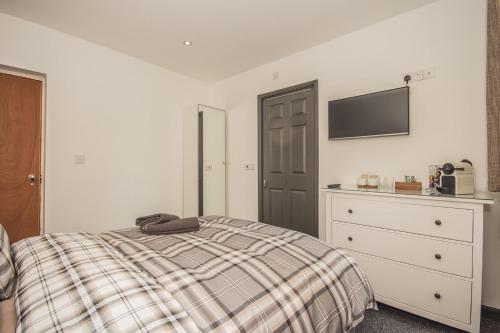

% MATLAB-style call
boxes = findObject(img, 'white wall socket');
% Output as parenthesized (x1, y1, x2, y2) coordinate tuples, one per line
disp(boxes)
(406, 67, 436, 82)
(408, 71, 424, 82)
(422, 67, 436, 79)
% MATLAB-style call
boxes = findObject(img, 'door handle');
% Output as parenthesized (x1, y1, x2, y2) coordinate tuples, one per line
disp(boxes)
(263, 179, 269, 188)
(27, 174, 38, 186)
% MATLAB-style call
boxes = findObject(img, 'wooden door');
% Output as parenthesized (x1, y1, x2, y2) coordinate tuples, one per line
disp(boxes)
(0, 72, 42, 244)
(261, 86, 317, 237)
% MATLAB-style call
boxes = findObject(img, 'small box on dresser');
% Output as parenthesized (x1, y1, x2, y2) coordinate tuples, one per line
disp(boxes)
(323, 186, 494, 333)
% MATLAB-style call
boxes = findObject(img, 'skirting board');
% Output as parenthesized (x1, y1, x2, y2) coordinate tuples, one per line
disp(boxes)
(482, 305, 500, 321)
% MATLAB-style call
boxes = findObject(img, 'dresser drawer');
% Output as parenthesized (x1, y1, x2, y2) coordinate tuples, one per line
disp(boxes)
(332, 197, 473, 242)
(349, 251, 472, 324)
(332, 221, 472, 277)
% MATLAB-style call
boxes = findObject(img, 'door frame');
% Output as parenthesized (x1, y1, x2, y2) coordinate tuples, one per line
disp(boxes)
(257, 80, 318, 231)
(0, 64, 47, 235)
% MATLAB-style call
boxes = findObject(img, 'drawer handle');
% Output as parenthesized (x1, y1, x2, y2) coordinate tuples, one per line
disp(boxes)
(435, 219, 442, 226)
(434, 254, 442, 260)
(434, 293, 441, 300)
(348, 236, 353, 242)
(348, 209, 353, 214)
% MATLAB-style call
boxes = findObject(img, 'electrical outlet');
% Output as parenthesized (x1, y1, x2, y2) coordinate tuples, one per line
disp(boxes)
(422, 67, 436, 79)
(407, 71, 424, 82)
(405, 67, 436, 83)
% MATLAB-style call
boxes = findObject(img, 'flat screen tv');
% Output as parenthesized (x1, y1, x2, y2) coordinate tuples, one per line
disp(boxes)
(328, 86, 409, 139)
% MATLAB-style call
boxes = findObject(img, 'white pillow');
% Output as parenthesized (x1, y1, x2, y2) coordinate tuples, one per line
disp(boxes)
(0, 225, 15, 300)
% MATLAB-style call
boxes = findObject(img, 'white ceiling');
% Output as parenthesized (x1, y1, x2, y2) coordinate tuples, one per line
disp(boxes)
(0, 0, 438, 82)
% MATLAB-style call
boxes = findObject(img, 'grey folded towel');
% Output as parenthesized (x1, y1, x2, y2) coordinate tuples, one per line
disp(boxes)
(136, 213, 179, 227)
(143, 217, 200, 235)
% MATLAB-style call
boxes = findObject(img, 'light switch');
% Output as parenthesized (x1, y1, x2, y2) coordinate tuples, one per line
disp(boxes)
(74, 154, 86, 165)
(245, 163, 256, 171)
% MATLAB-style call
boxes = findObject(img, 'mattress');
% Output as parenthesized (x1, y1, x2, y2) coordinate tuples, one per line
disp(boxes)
(11, 216, 376, 332)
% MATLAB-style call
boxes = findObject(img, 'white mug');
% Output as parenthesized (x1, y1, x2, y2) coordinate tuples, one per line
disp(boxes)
(380, 176, 394, 190)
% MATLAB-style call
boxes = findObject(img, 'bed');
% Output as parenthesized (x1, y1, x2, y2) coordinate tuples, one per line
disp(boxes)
(6, 216, 375, 332)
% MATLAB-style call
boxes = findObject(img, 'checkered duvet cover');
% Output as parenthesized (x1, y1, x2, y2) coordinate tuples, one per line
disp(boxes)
(12, 216, 375, 333)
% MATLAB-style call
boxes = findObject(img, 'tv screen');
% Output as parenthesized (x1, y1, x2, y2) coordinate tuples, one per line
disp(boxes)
(328, 87, 409, 139)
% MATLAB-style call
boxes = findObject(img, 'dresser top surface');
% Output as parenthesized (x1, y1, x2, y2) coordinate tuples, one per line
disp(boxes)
(322, 185, 495, 205)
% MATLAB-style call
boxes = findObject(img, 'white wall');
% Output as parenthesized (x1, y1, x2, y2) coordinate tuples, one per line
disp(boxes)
(182, 108, 200, 217)
(0, 12, 209, 233)
(211, 0, 500, 308)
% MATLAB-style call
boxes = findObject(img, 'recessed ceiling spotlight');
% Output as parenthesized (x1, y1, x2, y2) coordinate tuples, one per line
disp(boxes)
(183, 40, 192, 46)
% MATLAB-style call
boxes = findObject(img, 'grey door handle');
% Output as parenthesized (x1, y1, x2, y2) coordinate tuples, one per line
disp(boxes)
(263, 179, 269, 188)
(27, 174, 37, 185)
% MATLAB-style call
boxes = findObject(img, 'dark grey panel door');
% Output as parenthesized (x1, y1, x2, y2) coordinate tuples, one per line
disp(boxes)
(262, 88, 317, 237)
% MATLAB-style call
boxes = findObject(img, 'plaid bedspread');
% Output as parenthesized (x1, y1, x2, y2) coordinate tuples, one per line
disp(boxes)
(12, 216, 375, 332)
(12, 233, 199, 333)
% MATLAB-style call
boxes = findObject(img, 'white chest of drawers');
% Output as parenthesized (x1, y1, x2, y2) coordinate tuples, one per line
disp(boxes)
(324, 188, 494, 333)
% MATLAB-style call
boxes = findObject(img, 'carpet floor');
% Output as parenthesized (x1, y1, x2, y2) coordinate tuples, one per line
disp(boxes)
(351, 303, 500, 333)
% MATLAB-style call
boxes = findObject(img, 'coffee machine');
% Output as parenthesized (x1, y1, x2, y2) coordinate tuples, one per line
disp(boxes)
(438, 159, 475, 195)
